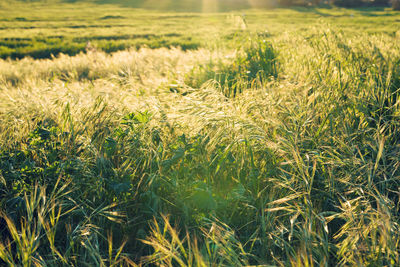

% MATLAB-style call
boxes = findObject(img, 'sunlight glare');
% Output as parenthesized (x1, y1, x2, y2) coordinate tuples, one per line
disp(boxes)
(142, 0, 173, 10)
(248, 0, 276, 8)
(202, 0, 218, 12)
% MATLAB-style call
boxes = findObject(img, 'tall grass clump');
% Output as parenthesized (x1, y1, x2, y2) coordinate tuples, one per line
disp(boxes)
(185, 37, 278, 97)
(0, 179, 133, 266)
(142, 216, 249, 266)
(270, 29, 400, 265)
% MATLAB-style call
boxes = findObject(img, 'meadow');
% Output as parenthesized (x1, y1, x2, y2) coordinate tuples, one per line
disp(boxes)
(1, 0, 400, 266)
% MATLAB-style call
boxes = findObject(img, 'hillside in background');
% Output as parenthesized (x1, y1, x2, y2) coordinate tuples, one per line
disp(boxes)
(2, 0, 395, 10)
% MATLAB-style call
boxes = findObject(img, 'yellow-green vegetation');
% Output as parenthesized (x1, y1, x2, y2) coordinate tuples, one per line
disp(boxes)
(1, 1, 400, 266)
(0, 0, 398, 58)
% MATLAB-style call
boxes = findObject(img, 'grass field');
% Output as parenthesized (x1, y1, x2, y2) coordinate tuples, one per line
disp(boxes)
(1, 0, 400, 266)
(0, 0, 398, 58)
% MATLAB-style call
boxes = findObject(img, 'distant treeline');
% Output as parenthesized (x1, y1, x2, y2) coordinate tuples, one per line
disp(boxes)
(280, 0, 397, 8)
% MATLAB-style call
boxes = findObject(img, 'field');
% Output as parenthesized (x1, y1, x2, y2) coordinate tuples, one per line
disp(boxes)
(0, 1, 398, 59)
(1, 0, 400, 266)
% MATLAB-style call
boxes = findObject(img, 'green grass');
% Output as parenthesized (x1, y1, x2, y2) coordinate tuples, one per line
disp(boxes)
(1, 1, 400, 266)
(0, 1, 398, 58)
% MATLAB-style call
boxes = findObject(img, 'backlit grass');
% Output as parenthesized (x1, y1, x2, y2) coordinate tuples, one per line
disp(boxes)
(0, 1, 398, 58)
(1, 2, 400, 266)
